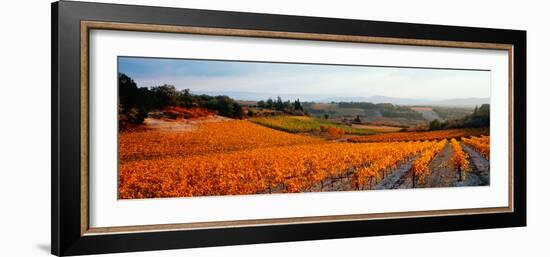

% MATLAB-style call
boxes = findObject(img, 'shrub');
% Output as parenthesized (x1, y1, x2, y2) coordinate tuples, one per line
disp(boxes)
(162, 106, 215, 120)
(321, 126, 345, 137)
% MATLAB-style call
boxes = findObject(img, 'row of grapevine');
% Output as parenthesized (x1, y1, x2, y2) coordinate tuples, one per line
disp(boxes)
(119, 120, 324, 162)
(410, 139, 448, 187)
(351, 140, 439, 190)
(119, 139, 439, 198)
(450, 138, 470, 181)
(462, 136, 490, 160)
(348, 128, 488, 143)
(119, 118, 490, 198)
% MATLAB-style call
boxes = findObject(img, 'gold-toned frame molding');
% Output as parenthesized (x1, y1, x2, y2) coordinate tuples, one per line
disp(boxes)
(80, 20, 514, 236)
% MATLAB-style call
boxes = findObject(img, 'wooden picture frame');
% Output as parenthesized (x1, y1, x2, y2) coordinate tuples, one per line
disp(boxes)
(52, 1, 526, 256)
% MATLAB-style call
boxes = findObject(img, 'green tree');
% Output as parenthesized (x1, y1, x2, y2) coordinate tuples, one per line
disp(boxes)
(257, 100, 266, 108)
(178, 88, 196, 107)
(118, 73, 152, 124)
(294, 98, 303, 111)
(477, 104, 490, 117)
(284, 100, 292, 110)
(266, 98, 274, 109)
(429, 119, 442, 130)
(275, 96, 284, 111)
(150, 84, 179, 108)
(233, 102, 243, 118)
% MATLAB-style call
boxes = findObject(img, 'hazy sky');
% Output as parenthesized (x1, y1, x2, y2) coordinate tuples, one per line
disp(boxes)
(118, 57, 490, 100)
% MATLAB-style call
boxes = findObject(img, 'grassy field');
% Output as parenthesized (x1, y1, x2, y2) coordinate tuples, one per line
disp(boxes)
(250, 116, 373, 135)
(351, 124, 403, 133)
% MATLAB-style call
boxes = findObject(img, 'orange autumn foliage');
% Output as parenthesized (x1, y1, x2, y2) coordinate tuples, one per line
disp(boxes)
(119, 120, 323, 162)
(351, 140, 440, 190)
(410, 139, 447, 185)
(348, 128, 488, 143)
(119, 140, 440, 198)
(162, 106, 215, 119)
(320, 126, 345, 137)
(119, 120, 445, 198)
(462, 136, 490, 160)
(450, 138, 469, 180)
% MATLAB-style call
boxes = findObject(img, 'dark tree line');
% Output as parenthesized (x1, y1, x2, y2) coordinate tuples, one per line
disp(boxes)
(338, 102, 378, 110)
(429, 104, 490, 130)
(118, 73, 243, 124)
(337, 102, 423, 120)
(256, 96, 304, 113)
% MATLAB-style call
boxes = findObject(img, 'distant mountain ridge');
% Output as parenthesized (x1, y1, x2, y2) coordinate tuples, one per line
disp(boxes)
(192, 91, 489, 107)
(322, 95, 490, 106)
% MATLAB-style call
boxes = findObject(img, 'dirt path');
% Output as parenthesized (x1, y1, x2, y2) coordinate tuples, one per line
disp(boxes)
(459, 143, 490, 186)
(318, 171, 356, 192)
(376, 156, 418, 189)
(416, 143, 459, 188)
(380, 143, 456, 189)
(143, 116, 231, 132)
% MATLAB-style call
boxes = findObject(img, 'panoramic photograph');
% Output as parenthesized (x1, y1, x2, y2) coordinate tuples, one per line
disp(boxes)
(117, 57, 491, 199)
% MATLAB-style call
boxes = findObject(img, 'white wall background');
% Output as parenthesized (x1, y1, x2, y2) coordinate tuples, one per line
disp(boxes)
(0, 0, 547, 256)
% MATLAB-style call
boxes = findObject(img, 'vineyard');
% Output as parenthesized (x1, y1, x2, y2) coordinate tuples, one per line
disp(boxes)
(348, 127, 489, 142)
(119, 118, 491, 199)
(411, 139, 448, 186)
(450, 138, 470, 181)
(462, 136, 490, 160)
(119, 120, 324, 161)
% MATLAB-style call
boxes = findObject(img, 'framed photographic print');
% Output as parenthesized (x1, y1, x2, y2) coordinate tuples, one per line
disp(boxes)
(51, 1, 526, 256)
